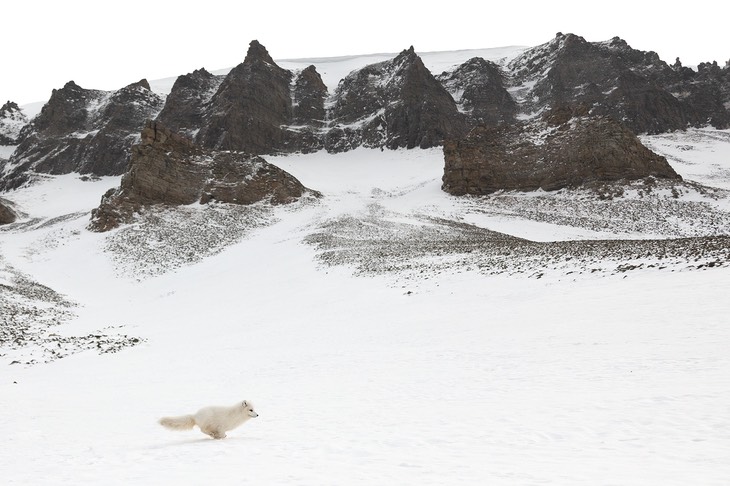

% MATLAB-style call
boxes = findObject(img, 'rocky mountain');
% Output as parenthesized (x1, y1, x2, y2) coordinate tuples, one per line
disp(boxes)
(442, 105, 681, 195)
(1, 36, 728, 192)
(326, 46, 466, 152)
(89, 121, 317, 232)
(0, 101, 28, 145)
(507, 33, 730, 134)
(437, 57, 517, 127)
(1, 80, 164, 190)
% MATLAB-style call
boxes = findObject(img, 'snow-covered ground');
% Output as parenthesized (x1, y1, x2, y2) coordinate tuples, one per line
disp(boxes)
(1, 128, 729, 484)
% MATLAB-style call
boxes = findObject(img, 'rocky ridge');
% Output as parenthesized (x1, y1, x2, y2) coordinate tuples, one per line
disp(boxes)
(508, 33, 730, 134)
(0, 35, 727, 190)
(2, 80, 164, 190)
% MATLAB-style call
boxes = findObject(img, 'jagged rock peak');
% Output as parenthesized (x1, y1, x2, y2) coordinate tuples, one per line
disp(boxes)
(244, 39, 276, 65)
(61, 80, 83, 91)
(124, 78, 151, 91)
(1, 101, 22, 115)
(0, 100, 29, 145)
(392, 45, 421, 67)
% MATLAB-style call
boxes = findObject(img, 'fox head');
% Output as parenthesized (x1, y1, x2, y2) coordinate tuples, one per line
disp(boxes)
(242, 400, 258, 418)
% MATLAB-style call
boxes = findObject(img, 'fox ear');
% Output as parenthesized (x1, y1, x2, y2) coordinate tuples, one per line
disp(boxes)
(242, 400, 248, 407)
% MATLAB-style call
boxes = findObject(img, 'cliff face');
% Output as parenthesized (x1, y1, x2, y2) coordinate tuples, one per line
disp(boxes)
(89, 121, 317, 232)
(442, 106, 681, 196)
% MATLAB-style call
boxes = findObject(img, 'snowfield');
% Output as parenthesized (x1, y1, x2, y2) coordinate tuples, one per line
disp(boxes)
(1, 128, 730, 485)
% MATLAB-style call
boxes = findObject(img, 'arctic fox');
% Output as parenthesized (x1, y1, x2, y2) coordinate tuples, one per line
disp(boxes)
(159, 400, 258, 439)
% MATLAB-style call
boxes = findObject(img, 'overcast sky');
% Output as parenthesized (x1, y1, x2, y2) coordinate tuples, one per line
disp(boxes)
(3, 0, 728, 105)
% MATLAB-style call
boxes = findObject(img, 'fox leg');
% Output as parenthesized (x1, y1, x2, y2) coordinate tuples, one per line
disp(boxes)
(201, 427, 226, 439)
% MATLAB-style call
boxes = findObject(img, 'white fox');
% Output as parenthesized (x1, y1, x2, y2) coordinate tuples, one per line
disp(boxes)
(159, 400, 258, 439)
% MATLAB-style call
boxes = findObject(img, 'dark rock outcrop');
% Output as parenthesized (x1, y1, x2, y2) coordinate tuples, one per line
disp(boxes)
(195, 40, 295, 153)
(2, 80, 164, 190)
(293, 65, 328, 126)
(442, 106, 681, 195)
(663, 59, 730, 128)
(508, 33, 729, 133)
(437, 58, 517, 127)
(0, 198, 17, 224)
(89, 121, 317, 232)
(285, 65, 329, 151)
(326, 46, 467, 152)
(0, 101, 28, 145)
(155, 68, 223, 139)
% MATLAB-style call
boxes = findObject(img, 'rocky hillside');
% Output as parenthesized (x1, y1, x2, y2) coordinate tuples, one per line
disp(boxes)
(89, 121, 318, 232)
(1, 80, 164, 190)
(442, 106, 681, 195)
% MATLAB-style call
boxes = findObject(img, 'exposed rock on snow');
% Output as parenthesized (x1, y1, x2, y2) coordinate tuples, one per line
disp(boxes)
(305, 200, 730, 281)
(0, 254, 143, 365)
(442, 107, 681, 195)
(0, 101, 28, 145)
(437, 57, 517, 126)
(326, 46, 467, 152)
(89, 121, 319, 231)
(1, 79, 164, 190)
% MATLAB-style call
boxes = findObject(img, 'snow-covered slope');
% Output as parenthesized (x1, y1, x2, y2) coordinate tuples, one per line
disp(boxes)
(1, 125, 729, 484)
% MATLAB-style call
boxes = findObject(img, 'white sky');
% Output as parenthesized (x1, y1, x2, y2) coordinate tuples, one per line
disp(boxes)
(3, 0, 728, 105)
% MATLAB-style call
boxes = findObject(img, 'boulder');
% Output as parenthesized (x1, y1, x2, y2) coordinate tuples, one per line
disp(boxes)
(0, 198, 17, 224)
(442, 107, 681, 195)
(89, 121, 318, 232)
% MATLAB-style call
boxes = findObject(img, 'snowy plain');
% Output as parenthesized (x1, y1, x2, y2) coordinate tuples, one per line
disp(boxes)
(2, 52, 730, 485)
